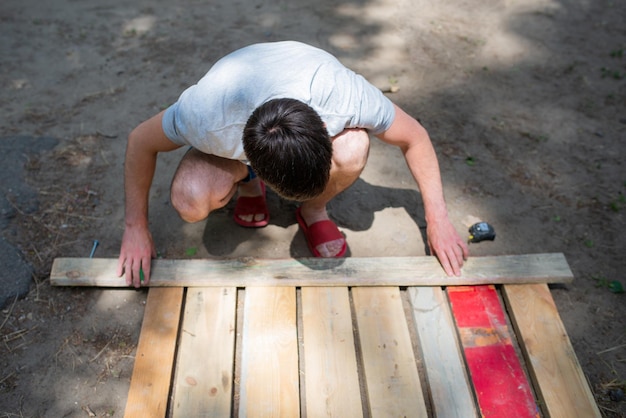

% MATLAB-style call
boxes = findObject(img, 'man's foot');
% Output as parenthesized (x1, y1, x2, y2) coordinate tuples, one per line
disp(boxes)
(234, 179, 269, 227)
(295, 207, 346, 257)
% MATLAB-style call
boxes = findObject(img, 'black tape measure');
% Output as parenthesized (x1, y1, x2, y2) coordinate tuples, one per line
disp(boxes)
(468, 222, 496, 243)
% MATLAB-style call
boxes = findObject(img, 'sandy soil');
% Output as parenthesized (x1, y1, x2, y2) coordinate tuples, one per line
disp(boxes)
(1, 0, 625, 416)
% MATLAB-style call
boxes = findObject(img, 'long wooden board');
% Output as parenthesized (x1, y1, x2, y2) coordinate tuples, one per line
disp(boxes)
(301, 287, 363, 417)
(50, 253, 574, 287)
(448, 286, 539, 417)
(239, 287, 300, 417)
(502, 284, 602, 418)
(408, 286, 478, 417)
(352, 287, 428, 417)
(124, 287, 184, 418)
(171, 287, 237, 417)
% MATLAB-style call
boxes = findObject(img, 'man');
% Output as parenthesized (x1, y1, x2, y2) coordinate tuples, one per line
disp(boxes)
(117, 41, 468, 288)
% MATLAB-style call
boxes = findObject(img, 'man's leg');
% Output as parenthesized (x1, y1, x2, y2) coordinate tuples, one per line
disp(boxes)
(299, 128, 370, 257)
(170, 150, 265, 223)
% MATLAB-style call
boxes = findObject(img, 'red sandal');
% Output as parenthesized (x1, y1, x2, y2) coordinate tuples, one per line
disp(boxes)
(233, 182, 269, 228)
(295, 207, 346, 257)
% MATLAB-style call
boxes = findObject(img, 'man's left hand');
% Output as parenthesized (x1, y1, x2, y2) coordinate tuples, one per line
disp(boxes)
(427, 220, 469, 276)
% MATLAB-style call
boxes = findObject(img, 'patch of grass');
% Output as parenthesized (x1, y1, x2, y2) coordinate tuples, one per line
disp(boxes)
(601, 48, 626, 79)
(593, 275, 625, 294)
(600, 67, 625, 79)
(608, 191, 625, 212)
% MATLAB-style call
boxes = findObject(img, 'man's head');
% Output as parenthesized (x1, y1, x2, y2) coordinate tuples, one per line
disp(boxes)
(243, 98, 332, 201)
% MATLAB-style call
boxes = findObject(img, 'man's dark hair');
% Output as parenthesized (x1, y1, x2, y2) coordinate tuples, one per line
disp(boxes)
(243, 98, 332, 201)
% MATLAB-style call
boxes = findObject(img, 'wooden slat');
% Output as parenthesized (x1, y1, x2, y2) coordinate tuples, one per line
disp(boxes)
(239, 287, 300, 417)
(50, 253, 574, 287)
(124, 288, 184, 418)
(171, 287, 237, 418)
(352, 287, 428, 417)
(502, 284, 602, 418)
(408, 287, 478, 417)
(301, 287, 363, 417)
(448, 286, 540, 418)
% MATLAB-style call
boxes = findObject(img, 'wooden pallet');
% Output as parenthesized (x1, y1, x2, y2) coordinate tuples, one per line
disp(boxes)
(51, 254, 601, 417)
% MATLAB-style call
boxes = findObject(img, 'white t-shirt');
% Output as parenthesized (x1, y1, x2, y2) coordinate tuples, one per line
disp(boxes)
(162, 41, 396, 161)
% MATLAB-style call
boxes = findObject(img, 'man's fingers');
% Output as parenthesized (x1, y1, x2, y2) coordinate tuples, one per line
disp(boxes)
(123, 260, 131, 286)
(450, 251, 462, 276)
(440, 255, 454, 276)
(427, 223, 469, 277)
(453, 243, 465, 270)
(122, 258, 141, 288)
(126, 259, 137, 287)
(118, 256, 153, 288)
(435, 245, 464, 277)
(132, 261, 142, 288)
(116, 255, 126, 278)
(451, 241, 468, 276)
(459, 239, 470, 260)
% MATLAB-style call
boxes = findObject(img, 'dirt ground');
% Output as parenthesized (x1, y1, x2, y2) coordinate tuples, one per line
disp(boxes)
(1, 0, 625, 416)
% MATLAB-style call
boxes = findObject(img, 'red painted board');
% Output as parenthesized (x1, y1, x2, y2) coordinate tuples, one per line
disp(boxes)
(448, 285, 539, 418)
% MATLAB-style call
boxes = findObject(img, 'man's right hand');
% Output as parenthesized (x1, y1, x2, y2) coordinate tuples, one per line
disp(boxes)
(117, 225, 157, 288)
(118, 111, 180, 288)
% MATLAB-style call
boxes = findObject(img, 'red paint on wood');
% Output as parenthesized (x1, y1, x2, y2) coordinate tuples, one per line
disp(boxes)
(449, 286, 539, 418)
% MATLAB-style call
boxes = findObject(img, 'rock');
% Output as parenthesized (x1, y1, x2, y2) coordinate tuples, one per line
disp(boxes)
(0, 135, 58, 308)
(609, 388, 625, 403)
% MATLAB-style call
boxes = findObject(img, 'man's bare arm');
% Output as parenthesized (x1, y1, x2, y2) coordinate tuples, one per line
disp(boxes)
(376, 104, 468, 275)
(116, 110, 181, 287)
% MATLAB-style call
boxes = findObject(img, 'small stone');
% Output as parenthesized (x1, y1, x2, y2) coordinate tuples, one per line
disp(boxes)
(609, 388, 624, 402)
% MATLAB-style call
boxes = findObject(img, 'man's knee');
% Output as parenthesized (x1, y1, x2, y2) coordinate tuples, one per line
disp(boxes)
(170, 173, 238, 223)
(170, 181, 210, 223)
(332, 128, 370, 175)
(170, 151, 243, 223)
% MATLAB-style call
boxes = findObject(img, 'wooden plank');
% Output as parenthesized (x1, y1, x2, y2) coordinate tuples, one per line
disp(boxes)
(502, 284, 602, 418)
(301, 287, 363, 417)
(408, 287, 478, 417)
(50, 253, 574, 287)
(239, 287, 299, 417)
(124, 287, 184, 418)
(448, 286, 540, 418)
(352, 287, 428, 417)
(171, 287, 237, 418)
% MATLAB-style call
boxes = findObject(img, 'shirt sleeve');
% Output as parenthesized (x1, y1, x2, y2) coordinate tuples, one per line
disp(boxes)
(311, 62, 396, 137)
(352, 73, 396, 135)
(162, 101, 189, 146)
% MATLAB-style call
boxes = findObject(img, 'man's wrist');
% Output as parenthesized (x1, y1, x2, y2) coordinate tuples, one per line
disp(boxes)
(424, 204, 450, 225)
(124, 217, 149, 229)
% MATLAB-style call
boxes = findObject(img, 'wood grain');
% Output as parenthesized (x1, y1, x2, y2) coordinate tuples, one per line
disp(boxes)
(51, 253, 574, 287)
(301, 287, 363, 417)
(408, 286, 478, 417)
(124, 288, 184, 418)
(502, 284, 602, 418)
(352, 287, 428, 417)
(239, 287, 299, 418)
(171, 287, 237, 418)
(448, 286, 539, 418)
